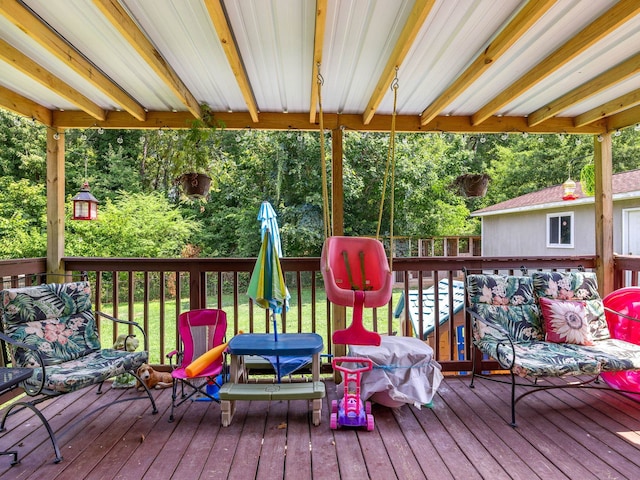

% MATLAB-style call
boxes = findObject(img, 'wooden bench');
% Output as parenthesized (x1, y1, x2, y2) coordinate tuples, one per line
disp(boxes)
(220, 381, 325, 426)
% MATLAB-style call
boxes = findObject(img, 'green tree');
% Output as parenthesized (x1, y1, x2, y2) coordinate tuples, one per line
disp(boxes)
(0, 177, 47, 258)
(66, 192, 200, 257)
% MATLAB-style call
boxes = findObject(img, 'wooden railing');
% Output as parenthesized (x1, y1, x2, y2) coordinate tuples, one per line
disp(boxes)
(6, 254, 640, 373)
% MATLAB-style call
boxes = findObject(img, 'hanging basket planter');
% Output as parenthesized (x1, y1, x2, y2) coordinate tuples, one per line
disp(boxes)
(179, 173, 211, 198)
(454, 173, 491, 198)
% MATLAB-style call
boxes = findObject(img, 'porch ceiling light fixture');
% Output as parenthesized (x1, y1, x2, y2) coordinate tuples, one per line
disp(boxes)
(72, 155, 98, 220)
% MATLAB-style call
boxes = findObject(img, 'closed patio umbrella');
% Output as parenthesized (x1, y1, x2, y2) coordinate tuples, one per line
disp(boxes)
(247, 202, 291, 380)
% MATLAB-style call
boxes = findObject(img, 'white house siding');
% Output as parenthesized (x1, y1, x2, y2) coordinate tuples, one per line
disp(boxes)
(614, 198, 640, 254)
(480, 204, 596, 256)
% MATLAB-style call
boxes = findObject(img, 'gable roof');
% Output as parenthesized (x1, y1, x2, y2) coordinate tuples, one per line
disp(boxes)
(472, 169, 640, 217)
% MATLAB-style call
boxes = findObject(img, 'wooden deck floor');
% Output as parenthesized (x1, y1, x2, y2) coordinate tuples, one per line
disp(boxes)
(2, 375, 640, 479)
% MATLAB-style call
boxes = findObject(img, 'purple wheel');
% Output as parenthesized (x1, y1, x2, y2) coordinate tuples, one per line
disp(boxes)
(365, 401, 372, 415)
(367, 414, 374, 431)
(331, 399, 338, 413)
(330, 413, 338, 429)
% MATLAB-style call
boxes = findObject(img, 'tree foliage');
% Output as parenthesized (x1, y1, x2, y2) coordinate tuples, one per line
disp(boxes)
(1, 108, 640, 260)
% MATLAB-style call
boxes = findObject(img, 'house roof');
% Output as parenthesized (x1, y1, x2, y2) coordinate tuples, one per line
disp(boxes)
(1, 1, 640, 133)
(473, 168, 640, 217)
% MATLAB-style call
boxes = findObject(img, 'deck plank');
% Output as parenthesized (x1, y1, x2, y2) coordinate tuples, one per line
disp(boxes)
(53, 388, 157, 480)
(391, 404, 454, 480)
(370, 404, 421, 480)
(228, 399, 269, 480)
(255, 397, 288, 479)
(2, 376, 640, 479)
(410, 387, 483, 480)
(309, 385, 340, 480)
(446, 376, 565, 479)
(199, 393, 251, 478)
(470, 376, 602, 480)
(438, 377, 541, 480)
(284, 398, 313, 480)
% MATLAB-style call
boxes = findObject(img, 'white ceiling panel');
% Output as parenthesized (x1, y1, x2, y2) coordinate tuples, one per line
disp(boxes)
(23, 0, 181, 111)
(445, 0, 617, 116)
(0, 58, 76, 111)
(123, 0, 248, 113)
(1, 0, 639, 132)
(224, 0, 315, 113)
(320, 0, 414, 114)
(0, 11, 118, 110)
(379, 0, 522, 116)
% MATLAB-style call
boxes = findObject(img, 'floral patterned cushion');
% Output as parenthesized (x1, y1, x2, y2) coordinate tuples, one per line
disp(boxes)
(475, 337, 601, 377)
(531, 271, 610, 340)
(538, 297, 594, 345)
(1, 282, 100, 367)
(466, 274, 543, 342)
(25, 349, 148, 394)
(566, 339, 640, 372)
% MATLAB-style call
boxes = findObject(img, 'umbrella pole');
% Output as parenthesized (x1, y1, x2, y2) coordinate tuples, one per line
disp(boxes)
(272, 311, 281, 382)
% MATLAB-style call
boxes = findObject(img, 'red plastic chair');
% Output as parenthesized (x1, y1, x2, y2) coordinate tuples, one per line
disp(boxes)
(167, 309, 227, 422)
(321, 236, 392, 346)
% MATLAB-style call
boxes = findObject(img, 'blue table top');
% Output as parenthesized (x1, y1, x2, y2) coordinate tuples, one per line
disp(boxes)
(228, 333, 324, 356)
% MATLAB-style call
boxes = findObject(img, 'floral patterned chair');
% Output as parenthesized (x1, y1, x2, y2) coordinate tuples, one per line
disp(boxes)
(0, 281, 158, 463)
(466, 271, 640, 426)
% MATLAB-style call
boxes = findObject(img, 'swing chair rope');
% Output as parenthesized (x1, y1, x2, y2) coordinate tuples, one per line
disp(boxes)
(376, 67, 399, 271)
(317, 64, 331, 239)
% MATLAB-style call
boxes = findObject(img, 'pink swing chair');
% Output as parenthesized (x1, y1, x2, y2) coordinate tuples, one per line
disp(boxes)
(321, 236, 393, 346)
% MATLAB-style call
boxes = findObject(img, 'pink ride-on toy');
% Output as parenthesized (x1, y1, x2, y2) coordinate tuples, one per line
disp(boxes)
(330, 357, 374, 431)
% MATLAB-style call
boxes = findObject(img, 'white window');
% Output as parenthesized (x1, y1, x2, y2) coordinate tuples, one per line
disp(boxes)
(547, 212, 574, 248)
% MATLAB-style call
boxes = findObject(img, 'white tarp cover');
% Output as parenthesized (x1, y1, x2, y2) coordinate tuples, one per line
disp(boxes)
(342, 336, 443, 408)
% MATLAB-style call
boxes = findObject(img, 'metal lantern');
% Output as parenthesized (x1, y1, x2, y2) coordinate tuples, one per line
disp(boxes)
(562, 177, 578, 201)
(71, 181, 99, 220)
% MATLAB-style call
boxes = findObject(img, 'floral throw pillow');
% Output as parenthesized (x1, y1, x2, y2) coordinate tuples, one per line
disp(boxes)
(539, 297, 594, 346)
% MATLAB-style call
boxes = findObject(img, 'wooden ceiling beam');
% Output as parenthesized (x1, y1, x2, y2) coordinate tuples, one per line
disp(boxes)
(0, 39, 106, 121)
(529, 52, 640, 127)
(362, 0, 436, 125)
(0, 85, 52, 125)
(93, 0, 201, 120)
(420, 0, 555, 126)
(575, 87, 640, 128)
(0, 0, 146, 121)
(203, 0, 259, 123)
(607, 104, 640, 132)
(471, 0, 640, 126)
(309, 0, 327, 124)
(52, 109, 605, 134)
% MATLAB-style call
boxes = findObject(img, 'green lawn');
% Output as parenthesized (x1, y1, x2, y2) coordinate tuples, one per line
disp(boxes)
(99, 289, 406, 364)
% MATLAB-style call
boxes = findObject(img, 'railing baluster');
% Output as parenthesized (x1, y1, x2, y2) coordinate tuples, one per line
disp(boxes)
(3, 254, 605, 371)
(159, 271, 166, 362)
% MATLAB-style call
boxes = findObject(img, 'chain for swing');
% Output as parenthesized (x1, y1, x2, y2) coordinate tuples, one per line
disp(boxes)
(376, 67, 399, 271)
(317, 64, 331, 239)
(317, 63, 399, 270)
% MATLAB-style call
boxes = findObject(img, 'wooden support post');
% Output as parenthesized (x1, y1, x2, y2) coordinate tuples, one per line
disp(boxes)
(331, 126, 346, 381)
(46, 128, 65, 281)
(594, 133, 614, 296)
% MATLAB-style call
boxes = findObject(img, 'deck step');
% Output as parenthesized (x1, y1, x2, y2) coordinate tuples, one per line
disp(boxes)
(219, 381, 326, 401)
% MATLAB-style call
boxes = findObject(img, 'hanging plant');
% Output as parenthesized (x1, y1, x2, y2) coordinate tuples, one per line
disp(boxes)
(171, 104, 224, 200)
(580, 163, 595, 196)
(453, 173, 491, 198)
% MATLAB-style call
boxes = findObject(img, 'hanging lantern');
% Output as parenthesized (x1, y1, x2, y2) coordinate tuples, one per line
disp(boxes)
(72, 181, 98, 220)
(562, 177, 578, 201)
